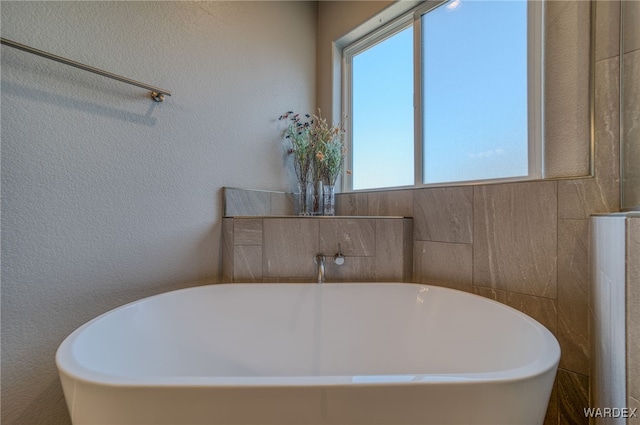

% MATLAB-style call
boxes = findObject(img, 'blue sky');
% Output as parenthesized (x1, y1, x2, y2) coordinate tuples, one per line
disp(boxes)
(353, 26, 414, 190)
(352, 0, 528, 190)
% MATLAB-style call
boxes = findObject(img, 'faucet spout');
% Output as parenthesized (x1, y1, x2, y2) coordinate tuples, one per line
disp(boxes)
(315, 254, 325, 284)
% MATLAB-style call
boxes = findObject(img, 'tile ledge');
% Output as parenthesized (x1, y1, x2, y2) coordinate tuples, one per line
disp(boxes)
(225, 215, 410, 219)
(591, 212, 640, 217)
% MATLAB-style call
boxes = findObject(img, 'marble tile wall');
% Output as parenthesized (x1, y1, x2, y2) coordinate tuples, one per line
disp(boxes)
(474, 182, 557, 298)
(543, 0, 592, 178)
(223, 187, 296, 216)
(622, 49, 640, 208)
(413, 187, 472, 243)
(414, 240, 472, 292)
(622, 0, 640, 209)
(558, 219, 590, 376)
(222, 217, 412, 283)
(334, 4, 622, 421)
(337, 178, 597, 423)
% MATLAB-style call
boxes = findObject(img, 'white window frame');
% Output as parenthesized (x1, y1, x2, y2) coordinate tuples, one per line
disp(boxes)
(341, 0, 543, 192)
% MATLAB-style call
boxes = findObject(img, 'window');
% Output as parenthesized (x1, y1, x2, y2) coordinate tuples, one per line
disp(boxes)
(351, 24, 414, 190)
(343, 0, 542, 191)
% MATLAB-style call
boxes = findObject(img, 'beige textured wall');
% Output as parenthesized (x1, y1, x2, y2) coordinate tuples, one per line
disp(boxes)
(316, 1, 393, 119)
(0, 2, 316, 423)
(0, 1, 624, 423)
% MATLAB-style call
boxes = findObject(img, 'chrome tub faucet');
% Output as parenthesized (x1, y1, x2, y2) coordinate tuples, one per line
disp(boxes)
(315, 254, 325, 284)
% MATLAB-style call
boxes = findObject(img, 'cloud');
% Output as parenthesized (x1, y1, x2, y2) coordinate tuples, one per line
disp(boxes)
(468, 148, 506, 159)
(446, 0, 462, 11)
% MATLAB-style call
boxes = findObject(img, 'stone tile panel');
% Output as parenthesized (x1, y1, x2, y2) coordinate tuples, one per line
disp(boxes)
(319, 219, 375, 257)
(367, 190, 413, 217)
(593, 56, 621, 183)
(413, 187, 473, 243)
(270, 192, 296, 216)
(558, 219, 589, 375)
(375, 219, 405, 281)
(414, 241, 473, 292)
(473, 286, 508, 304)
(325, 256, 377, 283)
(233, 219, 263, 245)
(335, 192, 368, 216)
(558, 369, 589, 425)
(233, 245, 263, 283)
(622, 50, 640, 208)
(263, 218, 319, 278)
(544, 0, 591, 178)
(558, 177, 620, 220)
(623, 0, 640, 53)
(222, 218, 234, 282)
(505, 292, 558, 337)
(629, 397, 640, 425)
(403, 219, 413, 282)
(595, 0, 620, 61)
(224, 187, 271, 216)
(473, 181, 558, 298)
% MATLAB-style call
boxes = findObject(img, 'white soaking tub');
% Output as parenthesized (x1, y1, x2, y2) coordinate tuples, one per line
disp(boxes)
(56, 283, 560, 425)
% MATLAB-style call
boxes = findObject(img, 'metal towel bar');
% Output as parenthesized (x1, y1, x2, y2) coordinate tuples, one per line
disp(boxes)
(1, 37, 172, 102)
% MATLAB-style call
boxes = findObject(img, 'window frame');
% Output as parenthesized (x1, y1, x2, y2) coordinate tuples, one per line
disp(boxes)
(341, 0, 543, 192)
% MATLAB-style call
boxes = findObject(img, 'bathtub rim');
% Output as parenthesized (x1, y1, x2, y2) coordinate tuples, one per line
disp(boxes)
(56, 282, 561, 389)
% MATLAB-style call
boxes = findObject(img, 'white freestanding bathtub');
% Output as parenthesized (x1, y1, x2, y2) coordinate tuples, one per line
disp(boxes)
(57, 283, 560, 425)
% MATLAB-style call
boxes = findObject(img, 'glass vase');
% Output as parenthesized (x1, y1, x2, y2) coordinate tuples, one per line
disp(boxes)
(311, 179, 323, 216)
(322, 184, 336, 216)
(297, 181, 310, 216)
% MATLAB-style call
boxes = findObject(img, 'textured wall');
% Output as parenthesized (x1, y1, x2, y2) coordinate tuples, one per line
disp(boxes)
(0, 2, 316, 423)
(316, 0, 393, 119)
